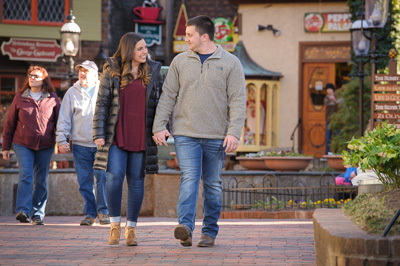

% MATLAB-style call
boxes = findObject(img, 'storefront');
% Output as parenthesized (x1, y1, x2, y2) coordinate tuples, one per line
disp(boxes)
(229, 0, 351, 156)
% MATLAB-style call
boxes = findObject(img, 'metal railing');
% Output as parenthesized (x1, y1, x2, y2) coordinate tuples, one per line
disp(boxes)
(223, 186, 358, 211)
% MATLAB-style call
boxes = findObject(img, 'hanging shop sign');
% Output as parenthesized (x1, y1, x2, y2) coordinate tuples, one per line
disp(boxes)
(172, 4, 238, 53)
(1, 38, 62, 62)
(304, 13, 351, 33)
(372, 50, 400, 128)
(135, 23, 162, 46)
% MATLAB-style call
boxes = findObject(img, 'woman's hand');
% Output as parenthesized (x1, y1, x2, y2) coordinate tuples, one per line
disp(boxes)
(59, 143, 70, 153)
(95, 138, 105, 146)
(2, 150, 10, 160)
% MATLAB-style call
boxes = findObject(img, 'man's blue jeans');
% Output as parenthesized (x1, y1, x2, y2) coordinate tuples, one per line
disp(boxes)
(325, 121, 333, 155)
(72, 144, 108, 218)
(106, 145, 145, 222)
(13, 143, 54, 220)
(174, 136, 226, 239)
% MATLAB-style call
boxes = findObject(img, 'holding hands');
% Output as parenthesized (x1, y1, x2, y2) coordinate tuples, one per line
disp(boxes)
(153, 130, 172, 147)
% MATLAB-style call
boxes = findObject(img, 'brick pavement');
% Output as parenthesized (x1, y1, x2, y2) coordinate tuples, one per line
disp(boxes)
(0, 216, 315, 265)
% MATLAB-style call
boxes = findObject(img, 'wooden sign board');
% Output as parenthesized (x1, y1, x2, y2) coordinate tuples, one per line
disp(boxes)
(374, 113, 400, 119)
(374, 74, 400, 82)
(373, 84, 400, 92)
(374, 103, 400, 111)
(374, 122, 400, 129)
(373, 93, 400, 102)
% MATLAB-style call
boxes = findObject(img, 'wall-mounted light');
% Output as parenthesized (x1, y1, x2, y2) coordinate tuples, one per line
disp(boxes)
(258, 24, 281, 36)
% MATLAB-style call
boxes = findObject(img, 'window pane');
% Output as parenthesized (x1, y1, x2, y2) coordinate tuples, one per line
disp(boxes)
(1, 77, 17, 106)
(3, 0, 31, 20)
(244, 84, 257, 146)
(309, 67, 327, 111)
(260, 84, 267, 146)
(38, 0, 65, 22)
(1, 77, 17, 92)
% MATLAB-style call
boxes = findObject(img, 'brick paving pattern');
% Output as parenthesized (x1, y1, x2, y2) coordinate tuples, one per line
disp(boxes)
(0, 216, 315, 265)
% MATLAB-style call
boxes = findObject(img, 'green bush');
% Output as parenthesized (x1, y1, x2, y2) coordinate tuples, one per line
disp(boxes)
(342, 122, 400, 190)
(330, 77, 371, 153)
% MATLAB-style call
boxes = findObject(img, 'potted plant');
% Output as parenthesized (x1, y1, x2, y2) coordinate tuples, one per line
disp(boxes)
(236, 151, 270, 170)
(237, 150, 313, 171)
(262, 150, 313, 172)
(342, 122, 400, 190)
(322, 154, 346, 171)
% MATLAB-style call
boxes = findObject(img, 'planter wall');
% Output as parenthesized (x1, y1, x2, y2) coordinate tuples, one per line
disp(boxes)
(264, 157, 313, 172)
(323, 155, 346, 172)
(313, 209, 400, 265)
(236, 157, 269, 170)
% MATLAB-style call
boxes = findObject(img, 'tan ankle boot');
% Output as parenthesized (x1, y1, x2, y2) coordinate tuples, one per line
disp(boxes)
(108, 223, 121, 245)
(125, 226, 138, 246)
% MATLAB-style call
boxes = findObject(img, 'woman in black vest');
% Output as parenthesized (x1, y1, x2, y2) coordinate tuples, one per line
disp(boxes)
(93, 32, 162, 246)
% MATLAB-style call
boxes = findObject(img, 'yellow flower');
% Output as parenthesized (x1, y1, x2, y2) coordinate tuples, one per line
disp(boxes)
(302, 202, 306, 205)
(337, 201, 341, 204)
(317, 200, 322, 204)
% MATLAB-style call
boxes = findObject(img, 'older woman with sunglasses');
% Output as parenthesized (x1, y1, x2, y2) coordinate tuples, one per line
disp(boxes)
(2, 65, 60, 225)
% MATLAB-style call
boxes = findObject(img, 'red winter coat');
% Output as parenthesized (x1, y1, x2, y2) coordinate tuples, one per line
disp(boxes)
(2, 90, 60, 151)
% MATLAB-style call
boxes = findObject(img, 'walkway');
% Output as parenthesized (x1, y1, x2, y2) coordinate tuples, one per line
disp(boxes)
(0, 216, 315, 265)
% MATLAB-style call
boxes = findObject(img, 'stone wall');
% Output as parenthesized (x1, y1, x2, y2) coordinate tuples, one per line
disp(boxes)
(0, 169, 203, 218)
(313, 209, 400, 265)
(0, 169, 340, 217)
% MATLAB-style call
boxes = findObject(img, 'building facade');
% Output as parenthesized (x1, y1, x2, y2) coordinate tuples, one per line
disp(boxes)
(229, 0, 351, 157)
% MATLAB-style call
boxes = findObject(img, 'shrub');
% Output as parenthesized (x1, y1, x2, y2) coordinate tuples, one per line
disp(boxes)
(342, 122, 400, 190)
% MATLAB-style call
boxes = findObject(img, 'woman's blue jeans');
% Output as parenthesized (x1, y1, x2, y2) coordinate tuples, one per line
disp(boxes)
(174, 136, 226, 239)
(106, 145, 145, 222)
(13, 143, 54, 219)
(72, 144, 108, 218)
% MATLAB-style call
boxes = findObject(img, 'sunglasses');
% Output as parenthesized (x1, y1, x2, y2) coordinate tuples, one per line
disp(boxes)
(29, 74, 42, 79)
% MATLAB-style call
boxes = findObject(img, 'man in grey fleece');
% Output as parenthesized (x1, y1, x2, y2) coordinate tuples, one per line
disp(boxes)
(153, 15, 246, 247)
(56, 60, 109, 226)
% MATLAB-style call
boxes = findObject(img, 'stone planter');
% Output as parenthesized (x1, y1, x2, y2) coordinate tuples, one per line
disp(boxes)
(323, 155, 346, 172)
(313, 209, 400, 265)
(171, 152, 237, 170)
(358, 179, 384, 195)
(263, 157, 312, 172)
(236, 156, 270, 170)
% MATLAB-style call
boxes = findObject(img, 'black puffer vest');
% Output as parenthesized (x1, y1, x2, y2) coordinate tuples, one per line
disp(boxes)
(93, 58, 163, 173)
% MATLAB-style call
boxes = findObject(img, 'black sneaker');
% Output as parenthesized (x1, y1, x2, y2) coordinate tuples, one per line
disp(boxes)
(31, 216, 44, 225)
(80, 216, 95, 226)
(16, 212, 30, 223)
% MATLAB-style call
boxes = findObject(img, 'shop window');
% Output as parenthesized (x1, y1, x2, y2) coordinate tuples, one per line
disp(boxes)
(309, 67, 327, 111)
(2, 0, 69, 26)
(0, 76, 18, 136)
(239, 80, 280, 152)
(0, 76, 17, 106)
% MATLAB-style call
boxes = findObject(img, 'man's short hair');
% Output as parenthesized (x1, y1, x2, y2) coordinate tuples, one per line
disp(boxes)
(187, 15, 215, 41)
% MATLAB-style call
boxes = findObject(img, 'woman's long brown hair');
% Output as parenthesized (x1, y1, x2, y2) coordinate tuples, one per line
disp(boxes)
(104, 32, 150, 89)
(20, 65, 55, 93)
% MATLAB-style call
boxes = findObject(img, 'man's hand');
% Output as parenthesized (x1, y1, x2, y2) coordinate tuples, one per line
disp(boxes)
(2, 150, 10, 160)
(59, 143, 70, 153)
(152, 130, 172, 147)
(223, 135, 239, 153)
(95, 138, 105, 146)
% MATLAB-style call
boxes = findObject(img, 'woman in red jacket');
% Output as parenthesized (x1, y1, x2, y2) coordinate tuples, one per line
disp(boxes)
(2, 66, 60, 225)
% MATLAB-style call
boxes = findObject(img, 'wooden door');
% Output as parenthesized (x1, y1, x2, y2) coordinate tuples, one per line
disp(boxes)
(301, 63, 335, 157)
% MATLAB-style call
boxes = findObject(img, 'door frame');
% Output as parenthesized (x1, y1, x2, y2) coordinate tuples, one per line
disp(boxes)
(298, 41, 351, 153)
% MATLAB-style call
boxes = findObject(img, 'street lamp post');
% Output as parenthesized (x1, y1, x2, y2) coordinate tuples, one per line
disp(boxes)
(351, 16, 370, 136)
(60, 10, 81, 87)
(361, 0, 390, 129)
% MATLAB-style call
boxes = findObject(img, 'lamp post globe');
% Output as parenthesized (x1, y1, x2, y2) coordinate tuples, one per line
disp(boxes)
(60, 9, 81, 57)
(351, 19, 370, 57)
(365, 0, 390, 28)
(60, 9, 81, 87)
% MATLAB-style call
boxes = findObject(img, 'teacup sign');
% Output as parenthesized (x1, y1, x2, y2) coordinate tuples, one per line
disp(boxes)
(133, 6, 162, 21)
